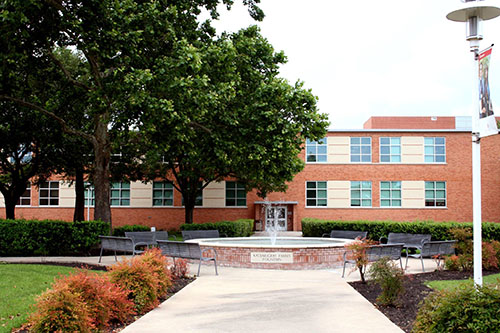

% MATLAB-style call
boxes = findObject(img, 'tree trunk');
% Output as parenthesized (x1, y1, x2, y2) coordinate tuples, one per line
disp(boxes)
(184, 196, 195, 224)
(4, 195, 16, 220)
(93, 120, 112, 228)
(73, 167, 85, 222)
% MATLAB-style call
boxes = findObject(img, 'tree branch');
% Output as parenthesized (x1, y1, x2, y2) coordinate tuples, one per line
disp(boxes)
(0, 95, 96, 145)
(48, 53, 93, 91)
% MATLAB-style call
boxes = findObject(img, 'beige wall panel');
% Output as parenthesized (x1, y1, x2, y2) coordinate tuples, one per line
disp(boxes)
(327, 181, 350, 208)
(202, 181, 225, 208)
(0, 193, 4, 207)
(401, 137, 424, 163)
(59, 182, 75, 208)
(327, 137, 350, 163)
(402, 181, 425, 208)
(131, 181, 153, 208)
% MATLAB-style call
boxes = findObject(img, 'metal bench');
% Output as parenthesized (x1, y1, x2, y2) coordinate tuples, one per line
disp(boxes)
(98, 236, 145, 263)
(406, 240, 457, 272)
(342, 243, 404, 278)
(181, 229, 225, 241)
(124, 231, 170, 247)
(156, 240, 218, 276)
(322, 230, 368, 239)
(381, 232, 431, 267)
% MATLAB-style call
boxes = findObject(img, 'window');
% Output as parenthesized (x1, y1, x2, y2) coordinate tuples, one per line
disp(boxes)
(350, 137, 371, 162)
(110, 182, 130, 206)
(306, 181, 327, 207)
(380, 137, 401, 163)
(153, 181, 174, 206)
(226, 181, 246, 206)
(424, 137, 446, 163)
(84, 183, 95, 207)
(39, 181, 59, 206)
(425, 181, 446, 207)
(306, 138, 327, 162)
(380, 181, 401, 207)
(16, 183, 31, 206)
(351, 181, 372, 207)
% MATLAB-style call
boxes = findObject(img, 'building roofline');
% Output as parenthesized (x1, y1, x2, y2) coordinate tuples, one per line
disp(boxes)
(327, 129, 472, 133)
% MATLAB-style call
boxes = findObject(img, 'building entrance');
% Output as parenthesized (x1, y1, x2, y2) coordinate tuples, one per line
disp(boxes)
(265, 206, 287, 231)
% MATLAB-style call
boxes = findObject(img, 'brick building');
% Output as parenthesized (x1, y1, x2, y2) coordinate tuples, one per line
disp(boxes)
(2, 116, 500, 230)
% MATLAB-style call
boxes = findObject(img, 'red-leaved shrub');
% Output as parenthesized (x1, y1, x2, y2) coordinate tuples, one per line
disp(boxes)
(140, 248, 173, 296)
(108, 256, 161, 313)
(29, 285, 93, 333)
(170, 258, 189, 279)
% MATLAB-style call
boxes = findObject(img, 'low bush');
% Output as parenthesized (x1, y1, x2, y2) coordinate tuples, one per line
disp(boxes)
(170, 258, 189, 279)
(140, 248, 173, 296)
(368, 258, 405, 306)
(0, 219, 110, 256)
(181, 219, 253, 237)
(29, 285, 93, 333)
(112, 224, 150, 237)
(108, 256, 161, 314)
(344, 238, 377, 283)
(301, 218, 500, 242)
(413, 283, 500, 332)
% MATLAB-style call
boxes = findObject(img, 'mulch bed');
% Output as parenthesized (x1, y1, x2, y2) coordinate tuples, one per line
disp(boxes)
(349, 269, 500, 333)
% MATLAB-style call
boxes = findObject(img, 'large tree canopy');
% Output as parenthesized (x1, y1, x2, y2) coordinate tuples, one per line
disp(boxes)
(141, 26, 329, 223)
(0, 0, 263, 224)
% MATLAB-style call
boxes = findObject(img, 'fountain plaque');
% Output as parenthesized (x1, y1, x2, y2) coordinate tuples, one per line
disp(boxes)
(250, 252, 293, 263)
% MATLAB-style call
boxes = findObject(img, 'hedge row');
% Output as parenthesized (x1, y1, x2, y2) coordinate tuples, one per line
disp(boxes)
(0, 219, 110, 256)
(301, 218, 500, 241)
(180, 219, 253, 237)
(112, 224, 150, 237)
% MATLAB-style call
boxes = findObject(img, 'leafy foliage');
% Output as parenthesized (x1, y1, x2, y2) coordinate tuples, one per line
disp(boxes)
(140, 248, 173, 296)
(180, 219, 254, 237)
(368, 258, 405, 306)
(170, 259, 190, 279)
(344, 238, 377, 283)
(112, 224, 151, 237)
(413, 283, 500, 332)
(0, 219, 109, 256)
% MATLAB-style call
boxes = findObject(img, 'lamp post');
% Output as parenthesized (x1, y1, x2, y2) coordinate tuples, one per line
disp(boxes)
(447, 0, 500, 286)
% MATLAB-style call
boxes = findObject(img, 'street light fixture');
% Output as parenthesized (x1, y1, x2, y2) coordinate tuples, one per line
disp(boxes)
(447, 0, 500, 286)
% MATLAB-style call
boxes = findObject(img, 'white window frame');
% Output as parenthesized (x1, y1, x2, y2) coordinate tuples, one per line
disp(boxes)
(16, 182, 31, 206)
(153, 181, 174, 206)
(425, 181, 447, 207)
(350, 137, 372, 163)
(305, 138, 327, 163)
(379, 137, 401, 163)
(225, 181, 246, 207)
(110, 182, 130, 206)
(306, 181, 327, 207)
(350, 181, 372, 207)
(424, 137, 446, 163)
(39, 181, 59, 206)
(380, 181, 402, 207)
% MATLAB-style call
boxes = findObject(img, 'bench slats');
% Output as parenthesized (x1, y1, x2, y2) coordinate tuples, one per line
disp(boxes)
(156, 240, 218, 276)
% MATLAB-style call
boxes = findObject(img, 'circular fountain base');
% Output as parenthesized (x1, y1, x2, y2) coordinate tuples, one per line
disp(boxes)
(191, 237, 350, 270)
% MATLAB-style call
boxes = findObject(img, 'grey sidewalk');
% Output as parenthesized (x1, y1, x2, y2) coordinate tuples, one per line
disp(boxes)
(1, 256, 436, 332)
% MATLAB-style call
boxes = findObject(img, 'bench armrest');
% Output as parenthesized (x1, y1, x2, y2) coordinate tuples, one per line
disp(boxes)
(220, 233, 228, 238)
(322, 233, 330, 238)
(379, 236, 388, 244)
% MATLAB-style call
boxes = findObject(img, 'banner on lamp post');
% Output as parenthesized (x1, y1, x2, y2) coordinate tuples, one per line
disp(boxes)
(478, 46, 499, 138)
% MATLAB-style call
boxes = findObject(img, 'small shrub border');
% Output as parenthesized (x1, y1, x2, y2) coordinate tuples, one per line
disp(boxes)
(112, 224, 151, 236)
(301, 218, 500, 242)
(0, 219, 110, 256)
(180, 219, 253, 237)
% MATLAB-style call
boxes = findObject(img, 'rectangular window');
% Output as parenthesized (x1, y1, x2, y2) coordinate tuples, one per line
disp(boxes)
(306, 181, 327, 207)
(425, 181, 446, 207)
(380, 181, 402, 207)
(380, 137, 401, 163)
(424, 137, 446, 163)
(153, 181, 174, 206)
(16, 183, 31, 206)
(39, 181, 59, 206)
(84, 182, 95, 207)
(350, 137, 371, 163)
(351, 181, 372, 207)
(306, 138, 327, 162)
(110, 182, 130, 206)
(226, 181, 246, 206)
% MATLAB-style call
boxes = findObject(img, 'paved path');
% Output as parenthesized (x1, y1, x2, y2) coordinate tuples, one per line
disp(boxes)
(1, 256, 436, 332)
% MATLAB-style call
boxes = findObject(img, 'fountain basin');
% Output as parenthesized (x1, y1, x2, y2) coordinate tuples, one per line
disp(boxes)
(187, 237, 352, 270)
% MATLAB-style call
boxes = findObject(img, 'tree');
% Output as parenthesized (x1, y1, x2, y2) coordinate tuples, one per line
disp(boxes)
(0, 0, 263, 225)
(141, 26, 329, 223)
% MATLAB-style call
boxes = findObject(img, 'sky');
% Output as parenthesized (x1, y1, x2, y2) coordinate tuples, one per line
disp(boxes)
(207, 0, 500, 129)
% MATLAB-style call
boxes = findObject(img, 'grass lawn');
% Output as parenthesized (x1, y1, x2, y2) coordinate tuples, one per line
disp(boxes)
(426, 273, 500, 291)
(0, 263, 77, 333)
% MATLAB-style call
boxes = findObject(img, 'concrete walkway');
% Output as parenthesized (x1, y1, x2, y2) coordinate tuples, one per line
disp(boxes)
(1, 256, 437, 332)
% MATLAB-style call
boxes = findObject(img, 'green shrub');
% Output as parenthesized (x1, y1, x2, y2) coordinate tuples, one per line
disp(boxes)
(368, 258, 405, 306)
(170, 258, 189, 279)
(301, 218, 500, 242)
(140, 248, 173, 296)
(413, 283, 500, 332)
(180, 219, 253, 237)
(0, 219, 110, 256)
(112, 224, 150, 236)
(29, 285, 93, 333)
(108, 255, 161, 314)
